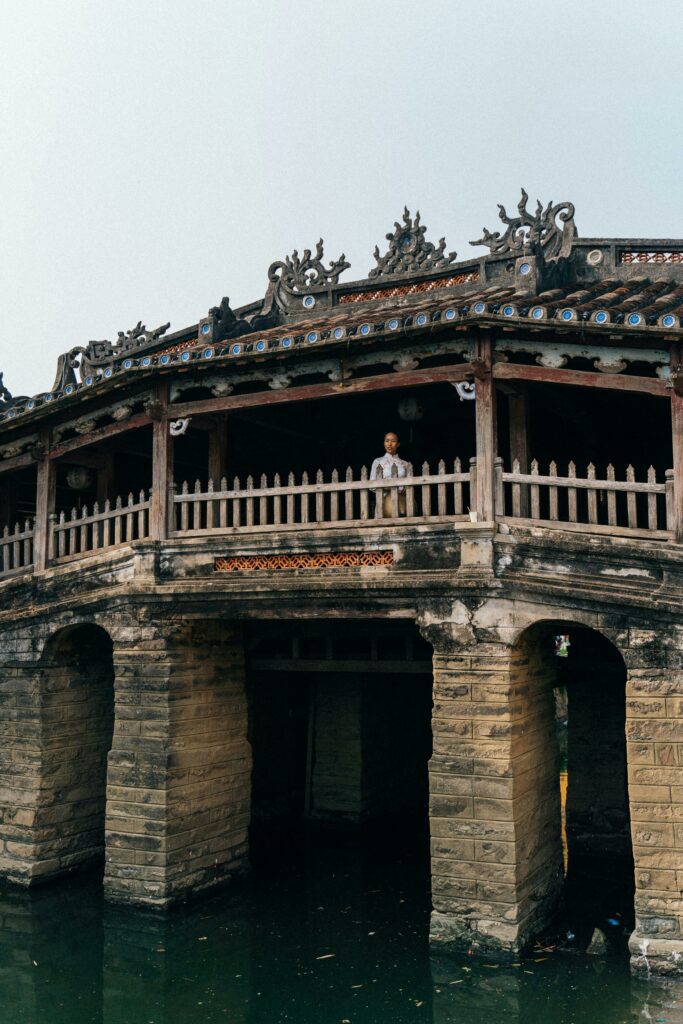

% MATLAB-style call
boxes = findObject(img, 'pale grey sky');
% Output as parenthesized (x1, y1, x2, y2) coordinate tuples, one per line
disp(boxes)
(0, 0, 681, 397)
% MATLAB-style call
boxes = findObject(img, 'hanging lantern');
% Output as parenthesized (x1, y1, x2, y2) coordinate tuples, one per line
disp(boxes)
(66, 466, 94, 491)
(397, 396, 425, 422)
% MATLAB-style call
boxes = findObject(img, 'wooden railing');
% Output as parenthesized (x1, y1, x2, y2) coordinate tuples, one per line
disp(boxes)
(0, 520, 34, 577)
(170, 459, 472, 534)
(496, 459, 673, 537)
(0, 455, 676, 580)
(49, 491, 151, 562)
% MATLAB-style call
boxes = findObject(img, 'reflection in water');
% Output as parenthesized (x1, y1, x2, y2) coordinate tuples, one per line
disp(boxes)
(0, 830, 681, 1024)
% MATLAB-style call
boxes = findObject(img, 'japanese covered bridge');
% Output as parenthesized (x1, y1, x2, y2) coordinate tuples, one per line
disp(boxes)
(1, 193, 682, 977)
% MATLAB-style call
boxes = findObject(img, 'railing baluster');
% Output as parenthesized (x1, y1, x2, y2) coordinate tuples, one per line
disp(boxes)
(207, 478, 215, 530)
(388, 465, 398, 518)
(300, 472, 309, 524)
(494, 457, 504, 516)
(360, 465, 369, 520)
(316, 469, 324, 523)
(666, 469, 674, 532)
(193, 479, 202, 531)
(58, 511, 66, 559)
(12, 523, 20, 569)
(453, 457, 462, 515)
(374, 466, 383, 519)
(647, 466, 658, 531)
(330, 469, 339, 522)
(246, 476, 255, 527)
(259, 474, 268, 526)
(219, 476, 228, 528)
(345, 466, 354, 520)
(606, 464, 617, 525)
(23, 520, 31, 568)
(233, 476, 241, 528)
(103, 499, 112, 547)
(530, 460, 540, 519)
(80, 504, 90, 552)
(586, 464, 598, 524)
(406, 463, 415, 518)
(1, 525, 9, 573)
(548, 461, 558, 521)
(180, 482, 189, 532)
(468, 457, 477, 520)
(511, 458, 521, 517)
(421, 461, 431, 517)
(114, 497, 122, 546)
(139, 490, 148, 538)
(286, 473, 295, 525)
(437, 459, 446, 516)
(126, 494, 134, 543)
(69, 508, 78, 555)
(567, 461, 577, 522)
(626, 464, 637, 529)
(273, 473, 281, 526)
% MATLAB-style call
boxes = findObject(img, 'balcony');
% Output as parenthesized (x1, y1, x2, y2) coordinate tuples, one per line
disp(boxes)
(0, 455, 675, 582)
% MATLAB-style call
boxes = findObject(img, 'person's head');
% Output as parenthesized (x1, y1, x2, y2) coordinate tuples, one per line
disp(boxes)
(383, 432, 400, 455)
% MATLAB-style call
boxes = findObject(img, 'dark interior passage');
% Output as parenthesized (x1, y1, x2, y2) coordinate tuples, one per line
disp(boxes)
(538, 624, 634, 950)
(245, 620, 433, 868)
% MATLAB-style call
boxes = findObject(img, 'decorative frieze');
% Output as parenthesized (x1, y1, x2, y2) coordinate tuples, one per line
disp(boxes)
(214, 551, 394, 572)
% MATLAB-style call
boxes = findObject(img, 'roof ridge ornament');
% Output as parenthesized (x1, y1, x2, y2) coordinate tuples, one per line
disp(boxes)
(267, 239, 350, 294)
(369, 207, 458, 279)
(470, 189, 577, 262)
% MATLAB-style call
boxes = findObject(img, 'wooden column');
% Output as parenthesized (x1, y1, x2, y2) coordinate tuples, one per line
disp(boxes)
(508, 385, 530, 516)
(671, 343, 683, 541)
(207, 413, 229, 484)
(34, 431, 56, 571)
(474, 333, 497, 522)
(150, 383, 173, 542)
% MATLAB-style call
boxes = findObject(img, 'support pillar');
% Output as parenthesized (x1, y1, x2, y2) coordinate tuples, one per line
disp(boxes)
(150, 383, 173, 542)
(670, 343, 683, 541)
(426, 617, 562, 955)
(105, 620, 251, 906)
(33, 431, 55, 571)
(508, 386, 529, 517)
(473, 333, 497, 523)
(207, 413, 229, 485)
(625, 640, 683, 977)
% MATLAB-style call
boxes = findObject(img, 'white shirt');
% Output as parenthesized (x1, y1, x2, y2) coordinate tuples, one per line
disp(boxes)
(370, 452, 410, 481)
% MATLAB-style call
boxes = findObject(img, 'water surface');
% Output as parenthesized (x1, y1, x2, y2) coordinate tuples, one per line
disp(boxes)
(0, 827, 681, 1024)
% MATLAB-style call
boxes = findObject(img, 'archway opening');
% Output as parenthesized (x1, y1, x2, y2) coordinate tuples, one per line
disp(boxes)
(38, 624, 114, 881)
(513, 622, 633, 948)
(244, 619, 433, 881)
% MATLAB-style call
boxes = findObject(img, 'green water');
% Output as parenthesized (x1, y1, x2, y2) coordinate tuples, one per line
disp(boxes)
(0, 828, 680, 1024)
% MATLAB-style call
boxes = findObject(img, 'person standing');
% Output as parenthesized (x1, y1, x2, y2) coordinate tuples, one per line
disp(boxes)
(370, 431, 410, 517)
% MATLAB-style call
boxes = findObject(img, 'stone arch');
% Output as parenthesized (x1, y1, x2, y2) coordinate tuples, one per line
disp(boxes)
(35, 622, 114, 880)
(511, 618, 632, 941)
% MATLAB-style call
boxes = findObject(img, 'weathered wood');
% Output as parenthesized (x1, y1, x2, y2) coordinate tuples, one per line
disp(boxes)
(567, 461, 577, 523)
(150, 384, 172, 542)
(49, 412, 151, 460)
(508, 386, 529, 515)
(170, 363, 476, 419)
(587, 464, 598, 524)
(647, 467, 658, 531)
(530, 460, 540, 520)
(494, 361, 669, 397)
(33, 431, 56, 571)
(606, 465, 617, 525)
(671, 346, 683, 540)
(474, 334, 497, 522)
(626, 465, 637, 529)
(207, 413, 229, 483)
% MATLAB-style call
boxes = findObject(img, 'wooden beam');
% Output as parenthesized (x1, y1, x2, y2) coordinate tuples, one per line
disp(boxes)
(170, 364, 475, 419)
(49, 412, 151, 460)
(150, 383, 172, 541)
(33, 430, 56, 572)
(474, 334, 496, 522)
(0, 451, 35, 476)
(493, 361, 669, 397)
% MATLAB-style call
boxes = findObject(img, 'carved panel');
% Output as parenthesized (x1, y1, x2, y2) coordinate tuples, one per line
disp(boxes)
(339, 272, 478, 304)
(214, 551, 394, 572)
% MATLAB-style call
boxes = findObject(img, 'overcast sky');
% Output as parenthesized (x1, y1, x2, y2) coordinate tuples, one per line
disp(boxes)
(0, 0, 681, 397)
